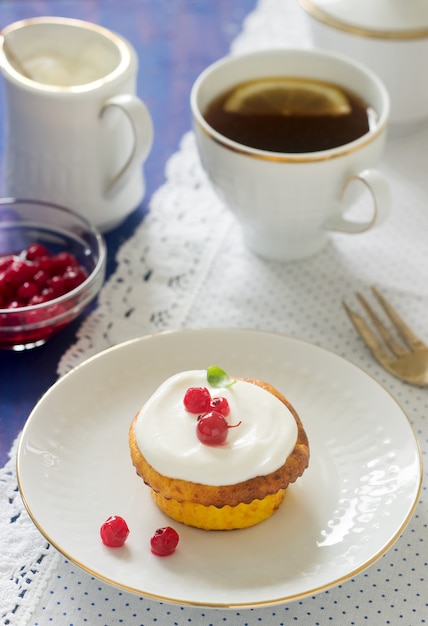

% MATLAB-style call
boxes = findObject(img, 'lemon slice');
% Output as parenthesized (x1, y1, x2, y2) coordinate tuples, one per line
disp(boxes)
(224, 78, 351, 116)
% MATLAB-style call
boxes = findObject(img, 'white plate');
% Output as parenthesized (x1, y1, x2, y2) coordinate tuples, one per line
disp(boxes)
(17, 328, 422, 608)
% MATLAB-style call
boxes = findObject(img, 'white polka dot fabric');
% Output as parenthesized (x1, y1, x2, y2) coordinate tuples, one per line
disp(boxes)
(2, 0, 428, 624)
(31, 552, 428, 625)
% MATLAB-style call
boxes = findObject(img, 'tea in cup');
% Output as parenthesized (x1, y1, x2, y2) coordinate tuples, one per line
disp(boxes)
(0, 17, 154, 232)
(191, 48, 391, 261)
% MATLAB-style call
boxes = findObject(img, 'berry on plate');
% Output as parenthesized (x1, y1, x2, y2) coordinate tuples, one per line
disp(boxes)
(150, 526, 179, 556)
(100, 515, 130, 547)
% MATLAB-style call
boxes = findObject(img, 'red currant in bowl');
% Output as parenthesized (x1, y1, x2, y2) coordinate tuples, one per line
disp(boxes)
(0, 199, 106, 350)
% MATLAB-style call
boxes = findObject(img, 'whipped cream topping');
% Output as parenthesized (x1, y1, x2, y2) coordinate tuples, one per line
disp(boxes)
(134, 370, 298, 486)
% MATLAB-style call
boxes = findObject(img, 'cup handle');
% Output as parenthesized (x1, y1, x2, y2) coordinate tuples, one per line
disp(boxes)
(100, 94, 154, 198)
(323, 169, 391, 233)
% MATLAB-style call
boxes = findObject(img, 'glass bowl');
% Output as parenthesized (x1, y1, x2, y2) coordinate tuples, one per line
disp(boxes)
(0, 198, 106, 350)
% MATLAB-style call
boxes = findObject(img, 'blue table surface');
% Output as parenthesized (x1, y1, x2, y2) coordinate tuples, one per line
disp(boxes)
(0, 0, 258, 467)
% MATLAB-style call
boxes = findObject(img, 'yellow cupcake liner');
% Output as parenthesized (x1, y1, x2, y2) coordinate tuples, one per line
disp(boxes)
(151, 488, 285, 530)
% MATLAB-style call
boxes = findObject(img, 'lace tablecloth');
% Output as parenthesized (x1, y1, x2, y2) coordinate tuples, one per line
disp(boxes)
(2, 1, 428, 624)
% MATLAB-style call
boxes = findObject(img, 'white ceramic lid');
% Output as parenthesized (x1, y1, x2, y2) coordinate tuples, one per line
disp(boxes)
(300, 0, 428, 38)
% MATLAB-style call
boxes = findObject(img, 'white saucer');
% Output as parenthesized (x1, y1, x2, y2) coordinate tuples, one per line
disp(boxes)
(17, 328, 422, 607)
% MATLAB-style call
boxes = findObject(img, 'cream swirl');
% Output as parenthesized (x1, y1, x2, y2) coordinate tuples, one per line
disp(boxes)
(134, 370, 298, 486)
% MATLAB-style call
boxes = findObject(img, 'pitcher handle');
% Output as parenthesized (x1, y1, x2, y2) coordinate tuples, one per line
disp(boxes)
(100, 94, 154, 198)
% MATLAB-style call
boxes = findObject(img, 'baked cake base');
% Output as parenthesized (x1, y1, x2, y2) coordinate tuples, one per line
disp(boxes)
(150, 488, 286, 530)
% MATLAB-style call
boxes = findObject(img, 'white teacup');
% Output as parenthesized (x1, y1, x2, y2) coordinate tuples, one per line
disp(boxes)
(191, 48, 390, 261)
(0, 17, 154, 232)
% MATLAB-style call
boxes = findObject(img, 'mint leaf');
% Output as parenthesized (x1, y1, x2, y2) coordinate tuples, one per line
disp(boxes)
(207, 366, 236, 388)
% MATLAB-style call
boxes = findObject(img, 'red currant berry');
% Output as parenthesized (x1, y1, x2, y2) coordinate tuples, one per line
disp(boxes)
(183, 387, 211, 413)
(33, 269, 49, 289)
(26, 243, 50, 261)
(0, 256, 13, 272)
(63, 266, 88, 290)
(100, 515, 130, 547)
(5, 260, 33, 286)
(41, 287, 55, 302)
(36, 255, 54, 274)
(6, 299, 22, 309)
(47, 275, 67, 297)
(51, 251, 79, 274)
(0, 271, 14, 300)
(196, 411, 228, 445)
(17, 281, 38, 303)
(196, 411, 242, 446)
(210, 396, 230, 417)
(150, 526, 179, 556)
(29, 293, 49, 305)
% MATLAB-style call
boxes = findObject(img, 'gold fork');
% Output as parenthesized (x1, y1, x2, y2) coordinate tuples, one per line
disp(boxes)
(344, 287, 428, 386)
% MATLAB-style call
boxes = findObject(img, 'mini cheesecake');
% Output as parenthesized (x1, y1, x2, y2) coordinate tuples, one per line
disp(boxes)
(129, 370, 309, 530)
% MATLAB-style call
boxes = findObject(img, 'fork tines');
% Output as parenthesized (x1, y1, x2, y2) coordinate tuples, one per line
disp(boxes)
(344, 287, 425, 359)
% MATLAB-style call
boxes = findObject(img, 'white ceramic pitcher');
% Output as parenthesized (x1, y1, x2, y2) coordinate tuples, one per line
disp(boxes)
(0, 17, 154, 232)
